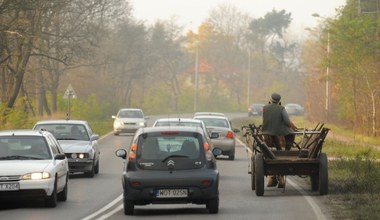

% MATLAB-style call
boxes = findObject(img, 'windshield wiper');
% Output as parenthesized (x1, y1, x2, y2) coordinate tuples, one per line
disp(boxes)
(161, 154, 188, 162)
(0, 155, 45, 160)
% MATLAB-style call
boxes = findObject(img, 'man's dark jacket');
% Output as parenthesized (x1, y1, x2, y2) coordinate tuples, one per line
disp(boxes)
(262, 103, 292, 136)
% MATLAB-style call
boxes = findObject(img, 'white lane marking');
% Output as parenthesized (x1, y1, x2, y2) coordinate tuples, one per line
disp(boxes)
(81, 194, 123, 220)
(237, 137, 327, 220)
(287, 179, 327, 220)
(96, 205, 123, 220)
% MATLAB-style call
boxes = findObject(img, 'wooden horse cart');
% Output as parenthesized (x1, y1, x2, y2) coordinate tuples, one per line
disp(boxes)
(242, 123, 330, 196)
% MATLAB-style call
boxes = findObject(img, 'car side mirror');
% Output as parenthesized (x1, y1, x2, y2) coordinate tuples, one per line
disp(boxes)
(233, 128, 240, 133)
(112, 115, 116, 119)
(55, 154, 66, 160)
(212, 148, 222, 156)
(91, 134, 99, 141)
(115, 149, 127, 159)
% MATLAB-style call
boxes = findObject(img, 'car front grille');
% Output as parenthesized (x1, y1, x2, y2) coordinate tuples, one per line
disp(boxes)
(0, 175, 21, 182)
(124, 122, 136, 125)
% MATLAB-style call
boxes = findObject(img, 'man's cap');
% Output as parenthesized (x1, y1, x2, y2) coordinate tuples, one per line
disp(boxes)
(271, 93, 281, 103)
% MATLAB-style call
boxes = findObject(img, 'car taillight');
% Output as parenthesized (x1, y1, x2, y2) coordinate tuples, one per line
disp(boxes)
(226, 130, 234, 139)
(128, 144, 137, 161)
(128, 151, 136, 161)
(201, 180, 212, 186)
(203, 143, 210, 151)
(131, 181, 141, 187)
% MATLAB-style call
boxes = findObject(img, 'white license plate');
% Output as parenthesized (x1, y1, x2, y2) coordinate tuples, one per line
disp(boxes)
(0, 182, 20, 191)
(155, 189, 188, 198)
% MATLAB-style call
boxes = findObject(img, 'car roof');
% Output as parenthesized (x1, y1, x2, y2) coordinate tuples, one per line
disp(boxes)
(136, 126, 204, 135)
(285, 103, 302, 106)
(0, 129, 50, 137)
(194, 115, 228, 120)
(154, 118, 202, 123)
(193, 112, 225, 117)
(34, 119, 88, 125)
(118, 108, 143, 111)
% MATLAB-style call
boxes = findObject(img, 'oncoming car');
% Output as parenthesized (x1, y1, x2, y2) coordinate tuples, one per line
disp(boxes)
(112, 108, 148, 135)
(115, 126, 222, 215)
(33, 120, 100, 177)
(0, 129, 69, 207)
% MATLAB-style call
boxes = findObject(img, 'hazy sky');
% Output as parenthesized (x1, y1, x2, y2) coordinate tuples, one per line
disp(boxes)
(130, 0, 346, 34)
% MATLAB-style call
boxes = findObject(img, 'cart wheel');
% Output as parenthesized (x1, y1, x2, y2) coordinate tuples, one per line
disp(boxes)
(251, 155, 255, 190)
(318, 153, 328, 195)
(310, 174, 319, 191)
(255, 154, 265, 196)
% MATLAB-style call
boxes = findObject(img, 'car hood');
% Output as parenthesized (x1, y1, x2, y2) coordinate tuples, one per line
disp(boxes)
(0, 160, 52, 175)
(58, 140, 92, 153)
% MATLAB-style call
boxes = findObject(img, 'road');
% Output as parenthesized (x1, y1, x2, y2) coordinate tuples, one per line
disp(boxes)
(0, 113, 331, 220)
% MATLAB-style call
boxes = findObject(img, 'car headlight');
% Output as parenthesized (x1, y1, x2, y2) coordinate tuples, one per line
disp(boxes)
(22, 172, 51, 180)
(138, 122, 145, 126)
(71, 153, 89, 159)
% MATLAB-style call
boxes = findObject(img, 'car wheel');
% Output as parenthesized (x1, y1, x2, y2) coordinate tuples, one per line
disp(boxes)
(57, 174, 68, 201)
(114, 132, 119, 136)
(206, 198, 219, 214)
(94, 159, 99, 174)
(123, 197, 134, 215)
(228, 149, 235, 160)
(45, 177, 58, 207)
(85, 161, 95, 178)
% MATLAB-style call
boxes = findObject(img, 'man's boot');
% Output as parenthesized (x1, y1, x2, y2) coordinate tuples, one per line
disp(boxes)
(267, 175, 278, 187)
(278, 175, 286, 188)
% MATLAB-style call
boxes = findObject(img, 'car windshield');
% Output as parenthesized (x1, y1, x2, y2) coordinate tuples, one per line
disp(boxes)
(118, 110, 143, 118)
(0, 136, 52, 160)
(34, 124, 89, 141)
(136, 131, 204, 170)
(197, 118, 229, 128)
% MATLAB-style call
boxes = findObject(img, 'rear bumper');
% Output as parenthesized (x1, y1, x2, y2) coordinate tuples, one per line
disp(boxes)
(211, 139, 235, 154)
(122, 169, 219, 205)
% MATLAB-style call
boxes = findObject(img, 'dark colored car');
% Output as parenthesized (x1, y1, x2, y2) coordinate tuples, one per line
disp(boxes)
(285, 103, 305, 116)
(115, 126, 222, 215)
(248, 103, 265, 116)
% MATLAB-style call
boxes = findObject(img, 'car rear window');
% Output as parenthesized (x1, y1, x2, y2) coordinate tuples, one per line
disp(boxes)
(135, 131, 205, 170)
(197, 118, 229, 128)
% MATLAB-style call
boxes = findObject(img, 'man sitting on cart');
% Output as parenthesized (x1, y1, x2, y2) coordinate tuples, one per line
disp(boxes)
(262, 92, 298, 188)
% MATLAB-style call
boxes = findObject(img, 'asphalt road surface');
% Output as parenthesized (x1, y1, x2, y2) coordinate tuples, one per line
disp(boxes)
(0, 113, 331, 220)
